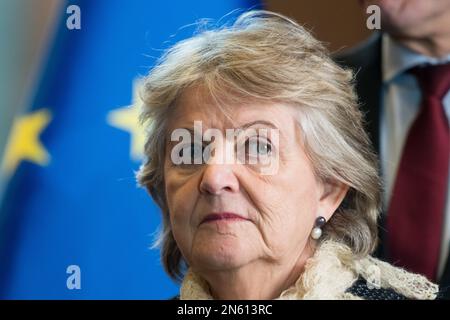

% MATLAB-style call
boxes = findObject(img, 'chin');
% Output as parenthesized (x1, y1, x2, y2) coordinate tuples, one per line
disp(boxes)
(190, 235, 252, 271)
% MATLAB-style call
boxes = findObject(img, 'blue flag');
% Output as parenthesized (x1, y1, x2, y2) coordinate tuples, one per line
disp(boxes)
(0, 0, 259, 299)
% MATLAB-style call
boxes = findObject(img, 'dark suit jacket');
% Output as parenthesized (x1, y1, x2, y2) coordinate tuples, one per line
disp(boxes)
(334, 33, 450, 299)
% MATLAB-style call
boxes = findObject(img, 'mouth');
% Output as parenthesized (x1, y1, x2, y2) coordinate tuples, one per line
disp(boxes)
(200, 212, 250, 225)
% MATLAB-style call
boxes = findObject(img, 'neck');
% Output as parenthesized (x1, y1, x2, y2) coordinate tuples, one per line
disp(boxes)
(200, 241, 315, 300)
(394, 33, 450, 58)
(390, 11, 450, 58)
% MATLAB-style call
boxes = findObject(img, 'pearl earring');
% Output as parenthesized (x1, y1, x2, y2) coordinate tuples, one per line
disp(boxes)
(311, 216, 326, 240)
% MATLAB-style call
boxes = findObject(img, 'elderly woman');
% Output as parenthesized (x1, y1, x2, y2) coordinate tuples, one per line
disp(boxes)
(137, 10, 438, 300)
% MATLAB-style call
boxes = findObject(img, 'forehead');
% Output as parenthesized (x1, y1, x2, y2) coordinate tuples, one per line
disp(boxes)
(166, 85, 298, 132)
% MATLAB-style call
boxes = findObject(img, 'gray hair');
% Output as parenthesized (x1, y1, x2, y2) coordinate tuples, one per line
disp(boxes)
(137, 10, 381, 282)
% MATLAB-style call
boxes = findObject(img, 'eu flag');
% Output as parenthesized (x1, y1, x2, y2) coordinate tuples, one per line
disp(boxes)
(0, 0, 258, 299)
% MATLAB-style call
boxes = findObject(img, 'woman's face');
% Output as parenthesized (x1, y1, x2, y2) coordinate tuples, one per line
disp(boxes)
(163, 86, 347, 273)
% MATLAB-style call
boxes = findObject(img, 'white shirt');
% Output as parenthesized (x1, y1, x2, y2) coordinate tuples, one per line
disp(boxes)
(381, 34, 450, 278)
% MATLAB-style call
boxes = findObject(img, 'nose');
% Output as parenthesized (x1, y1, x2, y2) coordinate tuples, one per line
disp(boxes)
(199, 164, 240, 195)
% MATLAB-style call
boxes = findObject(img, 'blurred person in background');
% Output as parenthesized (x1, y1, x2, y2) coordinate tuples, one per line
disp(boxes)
(336, 0, 450, 298)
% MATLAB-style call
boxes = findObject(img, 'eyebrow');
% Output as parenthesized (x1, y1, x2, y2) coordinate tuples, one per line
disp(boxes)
(169, 120, 279, 133)
(238, 120, 279, 130)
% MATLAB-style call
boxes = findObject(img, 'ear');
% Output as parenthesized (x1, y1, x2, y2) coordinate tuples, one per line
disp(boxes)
(317, 179, 349, 222)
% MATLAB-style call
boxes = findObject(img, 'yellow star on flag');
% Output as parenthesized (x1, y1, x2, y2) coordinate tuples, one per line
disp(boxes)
(1, 108, 52, 176)
(107, 80, 146, 161)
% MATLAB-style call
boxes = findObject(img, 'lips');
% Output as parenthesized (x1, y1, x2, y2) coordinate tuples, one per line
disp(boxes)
(200, 212, 250, 225)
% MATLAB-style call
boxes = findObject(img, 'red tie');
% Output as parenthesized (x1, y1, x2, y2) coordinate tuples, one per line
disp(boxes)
(387, 63, 450, 281)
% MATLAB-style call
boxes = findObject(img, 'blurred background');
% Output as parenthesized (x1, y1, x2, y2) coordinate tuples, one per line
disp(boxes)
(0, 0, 373, 299)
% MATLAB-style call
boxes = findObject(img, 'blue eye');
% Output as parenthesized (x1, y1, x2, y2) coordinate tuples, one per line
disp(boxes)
(246, 137, 272, 157)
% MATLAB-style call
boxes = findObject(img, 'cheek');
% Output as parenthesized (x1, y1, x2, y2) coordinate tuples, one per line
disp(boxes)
(269, 187, 317, 246)
(283, 170, 320, 236)
(165, 166, 197, 216)
(246, 160, 320, 255)
(164, 169, 199, 247)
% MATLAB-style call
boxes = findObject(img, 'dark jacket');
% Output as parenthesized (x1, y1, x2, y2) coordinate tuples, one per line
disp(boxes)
(334, 33, 450, 299)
